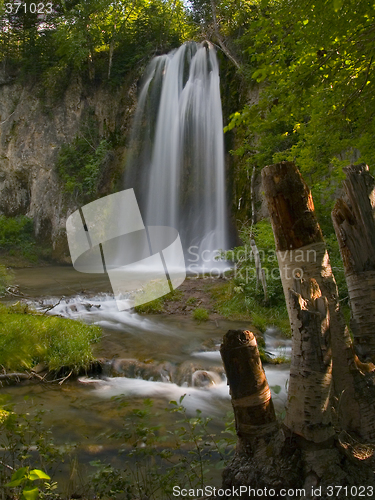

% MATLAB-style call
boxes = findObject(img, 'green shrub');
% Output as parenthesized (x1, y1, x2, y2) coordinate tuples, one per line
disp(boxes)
(0, 305, 101, 372)
(56, 136, 111, 202)
(0, 215, 38, 260)
(211, 280, 291, 335)
(192, 307, 209, 322)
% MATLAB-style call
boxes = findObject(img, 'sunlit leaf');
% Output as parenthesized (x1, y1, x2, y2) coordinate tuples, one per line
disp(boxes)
(29, 470, 50, 481)
(22, 487, 39, 500)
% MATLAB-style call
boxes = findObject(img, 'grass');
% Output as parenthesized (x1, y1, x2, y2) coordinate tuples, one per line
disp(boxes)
(192, 307, 209, 322)
(211, 280, 291, 336)
(134, 296, 165, 314)
(0, 303, 101, 373)
(134, 288, 184, 314)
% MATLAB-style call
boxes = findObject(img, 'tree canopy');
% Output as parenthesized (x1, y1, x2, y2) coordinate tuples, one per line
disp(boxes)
(0, 0, 193, 84)
(1, 0, 374, 208)
(224, 0, 375, 183)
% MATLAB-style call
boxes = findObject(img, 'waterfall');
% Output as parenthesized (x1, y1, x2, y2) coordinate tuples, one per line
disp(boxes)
(125, 42, 230, 274)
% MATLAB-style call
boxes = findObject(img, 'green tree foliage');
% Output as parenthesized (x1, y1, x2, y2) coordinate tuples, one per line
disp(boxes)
(0, 1, 64, 78)
(217, 0, 375, 258)
(226, 0, 375, 180)
(0, 215, 38, 259)
(0, 0, 194, 85)
(56, 137, 111, 201)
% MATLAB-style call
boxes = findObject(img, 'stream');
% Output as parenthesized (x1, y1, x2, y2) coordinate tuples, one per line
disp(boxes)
(1, 266, 291, 485)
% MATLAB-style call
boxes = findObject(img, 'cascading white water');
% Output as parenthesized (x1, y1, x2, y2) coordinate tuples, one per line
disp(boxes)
(125, 42, 230, 273)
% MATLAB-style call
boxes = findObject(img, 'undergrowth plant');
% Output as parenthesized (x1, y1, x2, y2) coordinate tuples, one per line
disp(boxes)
(105, 397, 235, 499)
(0, 400, 68, 499)
(56, 111, 114, 203)
(192, 307, 209, 322)
(1, 397, 236, 500)
(216, 220, 291, 335)
(56, 138, 111, 202)
(0, 264, 12, 295)
(0, 215, 44, 261)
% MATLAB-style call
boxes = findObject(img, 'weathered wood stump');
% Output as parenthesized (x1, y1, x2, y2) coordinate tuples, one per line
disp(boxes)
(220, 329, 301, 496)
(220, 330, 277, 447)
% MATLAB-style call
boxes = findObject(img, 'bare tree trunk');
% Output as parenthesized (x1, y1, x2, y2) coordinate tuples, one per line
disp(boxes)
(262, 162, 335, 442)
(249, 166, 268, 301)
(210, 0, 241, 70)
(287, 289, 334, 442)
(262, 161, 375, 442)
(332, 164, 375, 363)
(108, 38, 115, 79)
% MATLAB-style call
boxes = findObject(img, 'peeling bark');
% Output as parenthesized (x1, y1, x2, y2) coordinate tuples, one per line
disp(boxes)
(285, 289, 334, 443)
(262, 161, 375, 442)
(332, 164, 375, 362)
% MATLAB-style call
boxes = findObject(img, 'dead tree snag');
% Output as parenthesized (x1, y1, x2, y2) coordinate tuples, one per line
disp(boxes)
(220, 162, 375, 496)
(262, 162, 375, 442)
(332, 164, 375, 363)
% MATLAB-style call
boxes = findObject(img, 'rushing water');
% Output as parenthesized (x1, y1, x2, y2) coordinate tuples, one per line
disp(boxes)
(125, 42, 230, 273)
(0, 266, 291, 493)
(0, 43, 291, 492)
(3, 267, 290, 432)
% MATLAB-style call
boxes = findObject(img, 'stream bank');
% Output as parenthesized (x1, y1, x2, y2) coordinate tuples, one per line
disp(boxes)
(0, 265, 291, 495)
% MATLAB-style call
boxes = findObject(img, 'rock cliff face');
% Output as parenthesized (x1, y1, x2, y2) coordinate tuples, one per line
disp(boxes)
(0, 70, 137, 261)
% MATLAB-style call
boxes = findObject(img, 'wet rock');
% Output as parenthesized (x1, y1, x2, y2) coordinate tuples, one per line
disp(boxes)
(109, 358, 175, 382)
(175, 361, 225, 387)
(191, 369, 223, 387)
